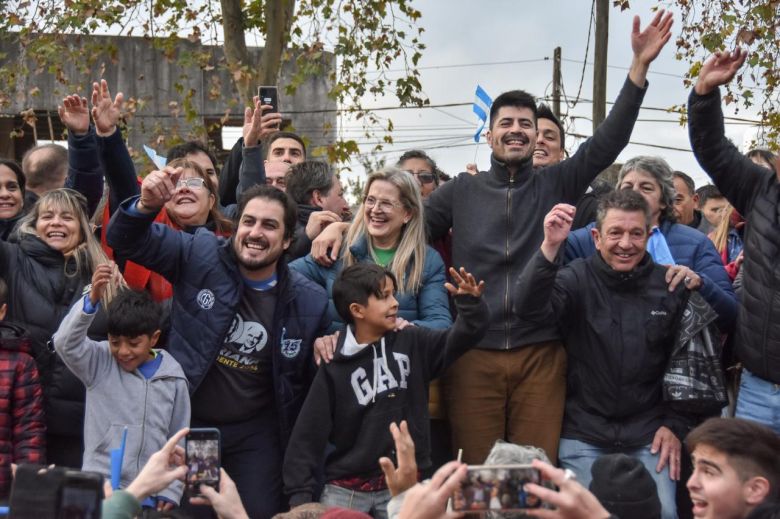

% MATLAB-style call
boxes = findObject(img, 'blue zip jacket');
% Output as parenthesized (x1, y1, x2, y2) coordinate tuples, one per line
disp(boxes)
(289, 235, 452, 334)
(106, 196, 330, 445)
(564, 219, 737, 331)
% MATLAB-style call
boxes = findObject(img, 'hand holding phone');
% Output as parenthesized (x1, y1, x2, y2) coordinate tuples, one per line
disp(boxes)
(452, 464, 546, 513)
(186, 428, 221, 496)
(258, 86, 279, 115)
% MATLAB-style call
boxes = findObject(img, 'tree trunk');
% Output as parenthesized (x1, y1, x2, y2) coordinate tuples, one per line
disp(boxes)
(220, 0, 253, 105)
(258, 0, 296, 85)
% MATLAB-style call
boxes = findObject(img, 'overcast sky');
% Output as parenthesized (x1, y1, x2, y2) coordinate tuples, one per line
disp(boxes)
(340, 0, 765, 190)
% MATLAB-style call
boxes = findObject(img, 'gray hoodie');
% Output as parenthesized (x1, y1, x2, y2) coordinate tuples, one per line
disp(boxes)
(53, 300, 190, 504)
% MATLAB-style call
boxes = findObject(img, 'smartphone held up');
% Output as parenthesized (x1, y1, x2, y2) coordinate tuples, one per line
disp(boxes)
(452, 464, 549, 513)
(186, 428, 221, 496)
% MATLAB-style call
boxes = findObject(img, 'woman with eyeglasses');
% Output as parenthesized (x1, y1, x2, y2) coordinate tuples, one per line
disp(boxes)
(290, 167, 452, 335)
(108, 158, 232, 303)
(0, 188, 121, 467)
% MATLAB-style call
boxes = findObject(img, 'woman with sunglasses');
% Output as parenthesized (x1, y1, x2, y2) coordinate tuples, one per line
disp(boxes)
(290, 167, 451, 336)
(0, 188, 120, 467)
(398, 149, 441, 199)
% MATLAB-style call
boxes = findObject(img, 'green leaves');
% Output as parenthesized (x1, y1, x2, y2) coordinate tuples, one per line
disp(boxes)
(672, 0, 780, 150)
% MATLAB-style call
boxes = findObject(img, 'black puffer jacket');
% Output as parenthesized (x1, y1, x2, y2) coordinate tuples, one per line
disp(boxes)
(515, 251, 689, 447)
(0, 234, 106, 442)
(688, 87, 780, 384)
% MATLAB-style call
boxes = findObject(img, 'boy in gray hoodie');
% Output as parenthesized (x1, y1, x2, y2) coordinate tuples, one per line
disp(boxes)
(53, 262, 190, 509)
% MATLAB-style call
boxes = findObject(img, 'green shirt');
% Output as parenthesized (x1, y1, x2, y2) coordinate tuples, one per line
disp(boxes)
(372, 246, 397, 267)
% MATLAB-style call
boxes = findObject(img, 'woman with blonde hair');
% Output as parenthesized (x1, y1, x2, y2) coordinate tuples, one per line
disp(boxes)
(2, 188, 121, 467)
(290, 167, 451, 334)
(708, 203, 744, 281)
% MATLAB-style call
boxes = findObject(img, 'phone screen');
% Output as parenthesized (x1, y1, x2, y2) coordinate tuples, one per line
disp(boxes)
(57, 484, 101, 519)
(452, 464, 544, 513)
(257, 85, 279, 114)
(186, 428, 221, 495)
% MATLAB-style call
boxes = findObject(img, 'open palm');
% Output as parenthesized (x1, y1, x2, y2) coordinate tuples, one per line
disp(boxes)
(91, 80, 124, 135)
(696, 49, 747, 94)
(631, 10, 673, 65)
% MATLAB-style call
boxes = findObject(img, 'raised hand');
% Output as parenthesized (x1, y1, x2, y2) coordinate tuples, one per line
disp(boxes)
(243, 96, 283, 147)
(89, 262, 117, 306)
(91, 79, 124, 137)
(445, 267, 485, 298)
(57, 95, 90, 136)
(541, 204, 575, 261)
(138, 166, 183, 213)
(694, 49, 748, 96)
(378, 421, 418, 497)
(629, 9, 673, 86)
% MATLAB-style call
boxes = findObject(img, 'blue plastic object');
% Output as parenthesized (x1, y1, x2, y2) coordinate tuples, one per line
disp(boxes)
(110, 427, 128, 490)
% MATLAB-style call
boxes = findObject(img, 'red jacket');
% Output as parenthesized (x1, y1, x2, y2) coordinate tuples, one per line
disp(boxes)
(0, 322, 45, 498)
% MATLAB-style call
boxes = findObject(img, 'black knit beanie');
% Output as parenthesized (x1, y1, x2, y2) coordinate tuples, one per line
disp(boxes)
(589, 453, 662, 519)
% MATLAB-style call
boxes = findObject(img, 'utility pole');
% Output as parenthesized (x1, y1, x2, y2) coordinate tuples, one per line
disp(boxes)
(593, 0, 608, 132)
(552, 47, 562, 118)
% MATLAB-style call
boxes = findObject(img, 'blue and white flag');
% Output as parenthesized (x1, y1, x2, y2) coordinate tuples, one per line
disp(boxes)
(143, 145, 167, 169)
(472, 85, 493, 143)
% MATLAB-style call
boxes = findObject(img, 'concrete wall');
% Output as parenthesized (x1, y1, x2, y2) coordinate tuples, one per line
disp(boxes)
(0, 34, 336, 162)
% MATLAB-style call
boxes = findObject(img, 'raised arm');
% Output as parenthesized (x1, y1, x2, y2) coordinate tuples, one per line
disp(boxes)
(92, 79, 140, 214)
(514, 204, 577, 323)
(417, 267, 488, 378)
(555, 10, 673, 202)
(236, 96, 282, 198)
(59, 94, 104, 217)
(688, 49, 771, 214)
(105, 166, 189, 283)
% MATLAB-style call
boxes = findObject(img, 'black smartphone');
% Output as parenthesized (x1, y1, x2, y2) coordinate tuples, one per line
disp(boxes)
(186, 428, 221, 496)
(56, 470, 104, 519)
(257, 85, 279, 114)
(452, 464, 545, 513)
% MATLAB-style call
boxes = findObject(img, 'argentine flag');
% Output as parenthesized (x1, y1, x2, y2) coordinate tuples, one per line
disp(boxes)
(472, 85, 492, 143)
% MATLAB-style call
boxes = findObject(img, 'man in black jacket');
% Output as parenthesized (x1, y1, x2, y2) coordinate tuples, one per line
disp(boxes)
(688, 48, 780, 434)
(515, 190, 690, 519)
(422, 10, 674, 464)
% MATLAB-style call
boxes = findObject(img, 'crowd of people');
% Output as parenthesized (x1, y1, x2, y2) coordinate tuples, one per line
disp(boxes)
(0, 8, 779, 519)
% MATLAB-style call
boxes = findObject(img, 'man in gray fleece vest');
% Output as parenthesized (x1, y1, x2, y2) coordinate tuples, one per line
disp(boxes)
(423, 10, 674, 464)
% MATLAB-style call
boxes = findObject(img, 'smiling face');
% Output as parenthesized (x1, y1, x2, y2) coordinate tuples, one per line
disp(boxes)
(233, 196, 291, 280)
(0, 165, 23, 220)
(486, 106, 537, 168)
(618, 169, 665, 227)
(363, 179, 411, 249)
(108, 332, 159, 372)
(351, 275, 399, 334)
(687, 444, 761, 519)
(165, 167, 215, 228)
(533, 118, 565, 167)
(592, 208, 649, 272)
(35, 201, 83, 254)
(317, 177, 349, 216)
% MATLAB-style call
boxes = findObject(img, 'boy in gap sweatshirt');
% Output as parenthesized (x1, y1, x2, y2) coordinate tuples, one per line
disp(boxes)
(52, 263, 190, 510)
(283, 263, 488, 518)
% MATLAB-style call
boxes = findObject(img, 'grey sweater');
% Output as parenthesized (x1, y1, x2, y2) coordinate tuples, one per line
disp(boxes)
(53, 301, 191, 503)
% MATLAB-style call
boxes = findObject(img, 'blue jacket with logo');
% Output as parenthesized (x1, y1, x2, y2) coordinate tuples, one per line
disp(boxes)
(106, 197, 329, 445)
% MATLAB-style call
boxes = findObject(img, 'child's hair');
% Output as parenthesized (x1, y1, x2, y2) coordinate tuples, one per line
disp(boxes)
(0, 277, 6, 307)
(333, 263, 398, 324)
(106, 288, 162, 338)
